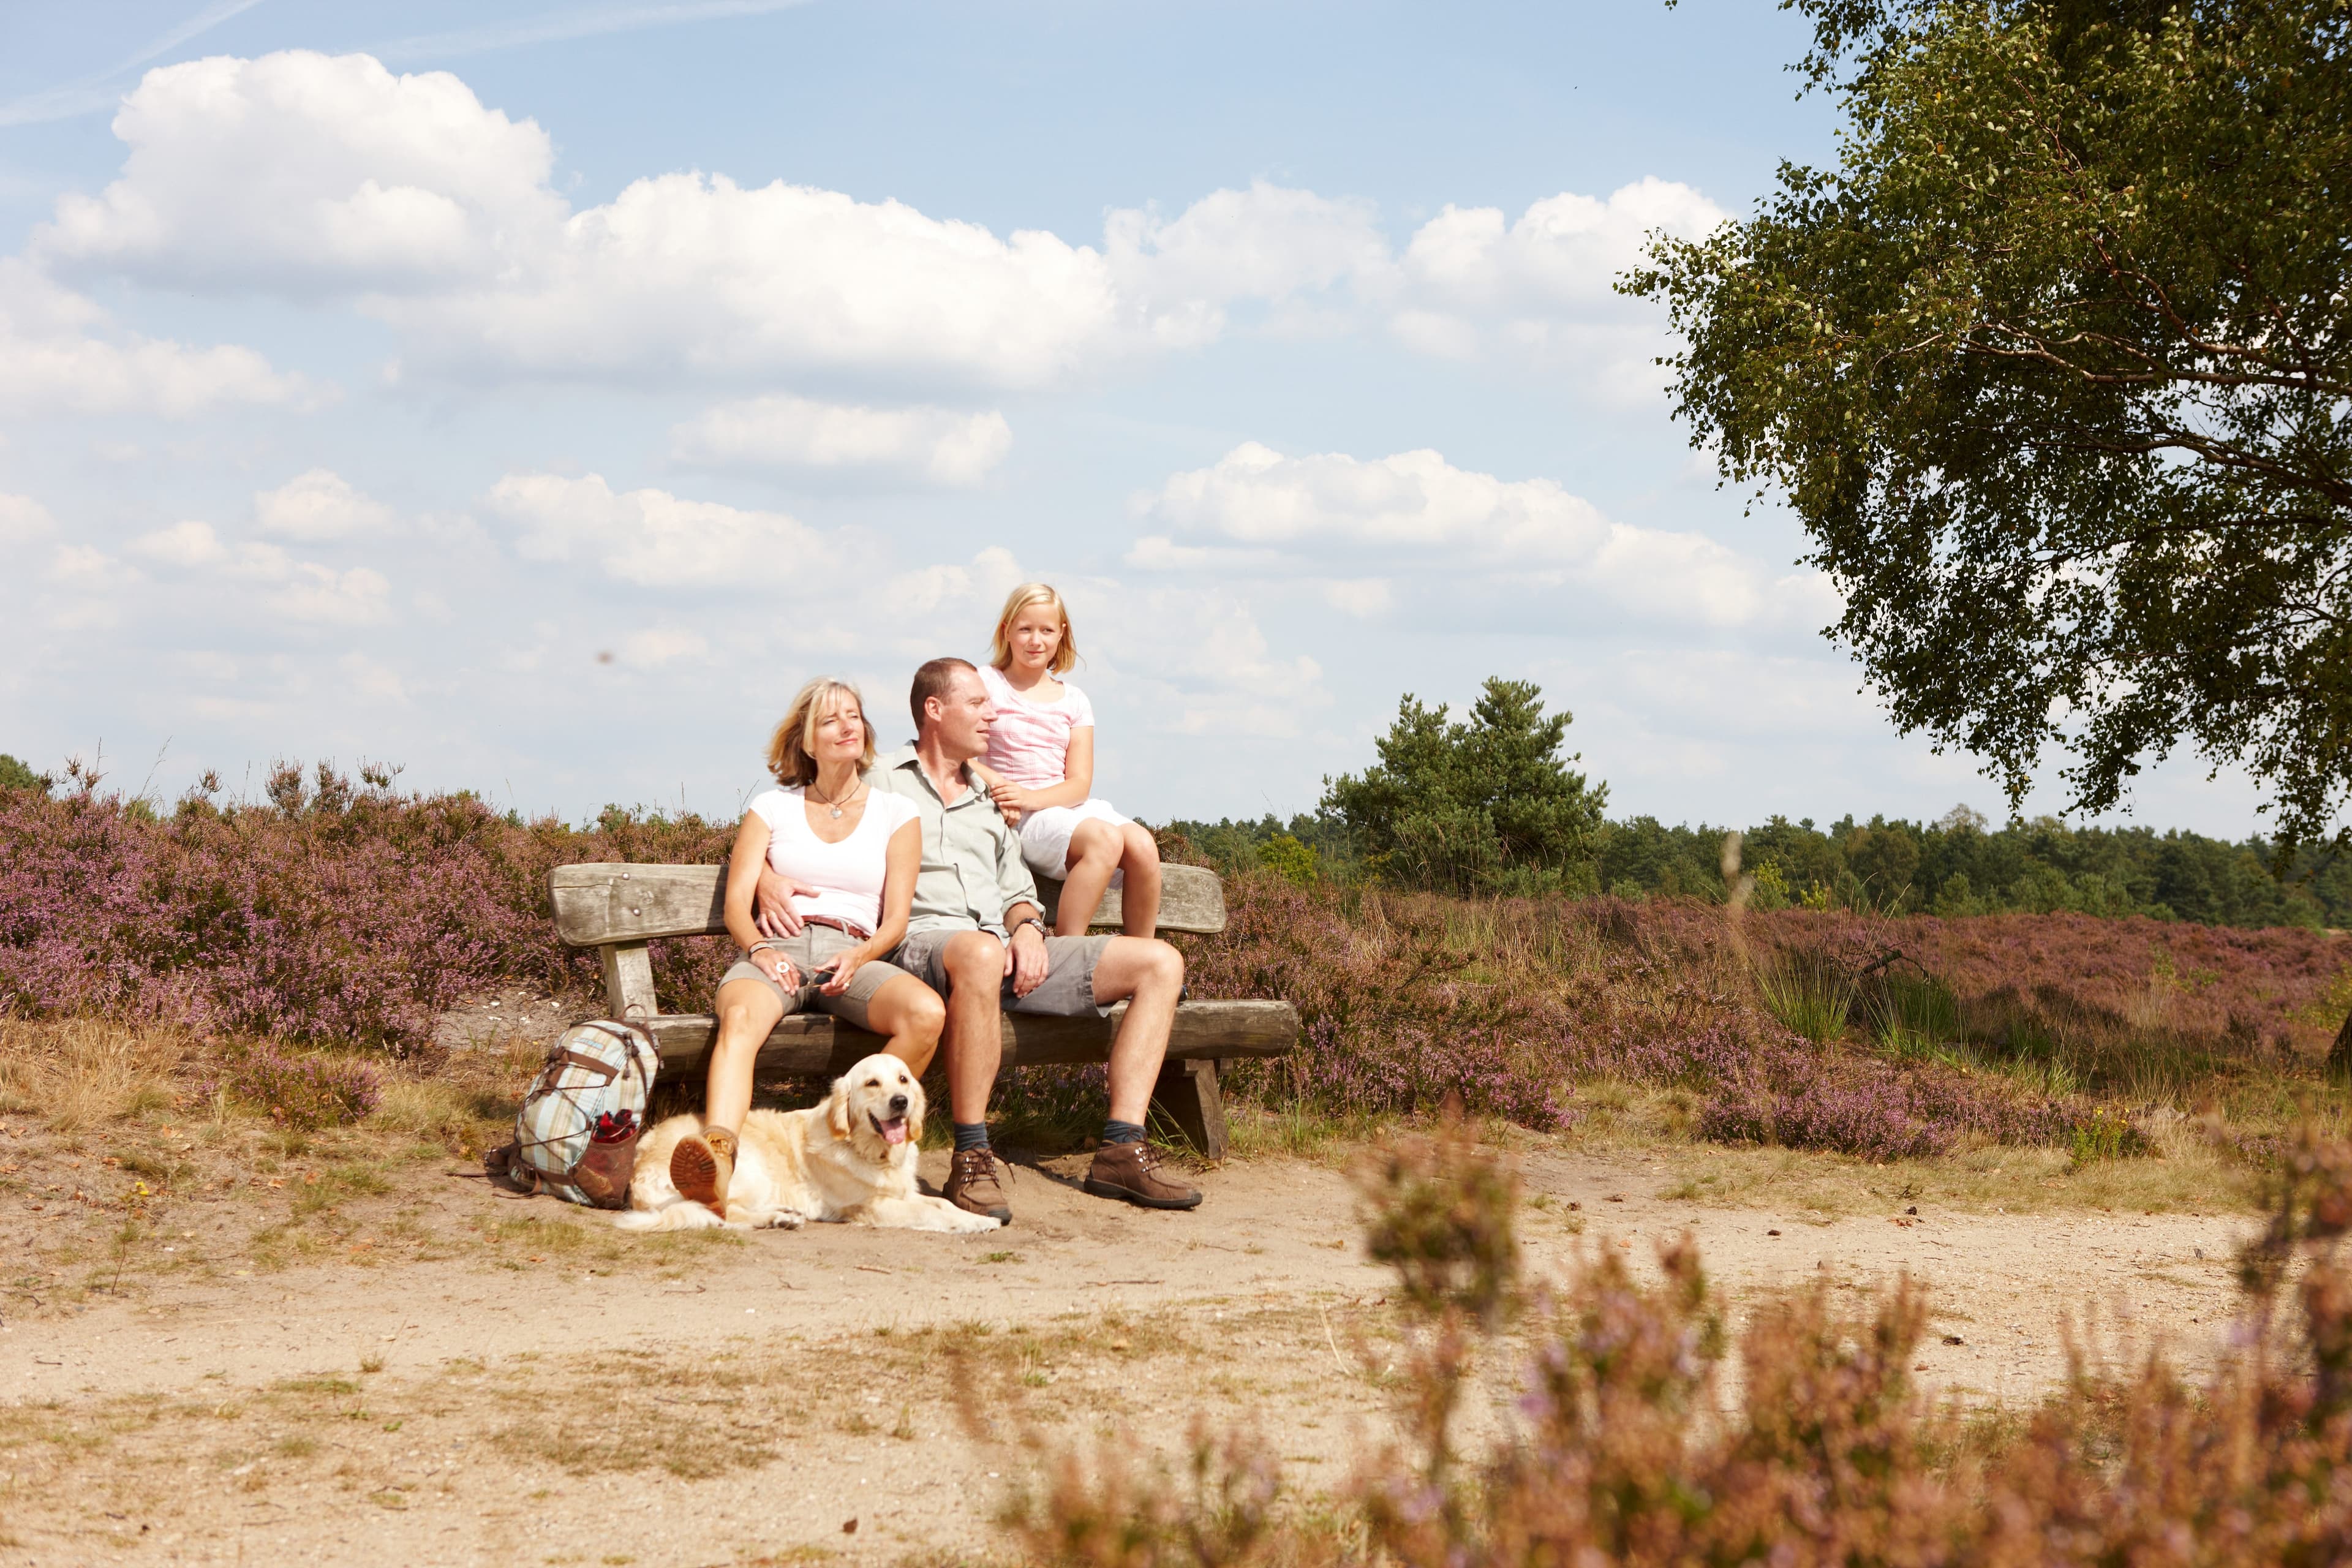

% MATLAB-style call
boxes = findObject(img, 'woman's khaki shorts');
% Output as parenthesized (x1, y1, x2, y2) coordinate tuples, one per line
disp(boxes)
(717, 924, 916, 1033)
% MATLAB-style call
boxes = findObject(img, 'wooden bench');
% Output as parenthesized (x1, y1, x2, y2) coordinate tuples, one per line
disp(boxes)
(547, 861, 1296, 1158)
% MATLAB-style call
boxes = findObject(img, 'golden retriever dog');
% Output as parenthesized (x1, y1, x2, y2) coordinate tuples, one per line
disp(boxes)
(616, 1054, 1001, 1234)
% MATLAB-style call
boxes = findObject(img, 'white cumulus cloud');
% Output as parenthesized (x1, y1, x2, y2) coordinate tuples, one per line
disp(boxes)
(1134, 442, 1832, 631)
(485, 471, 828, 589)
(37, 51, 561, 295)
(0, 258, 309, 418)
(0, 493, 59, 545)
(1403, 178, 1725, 310)
(130, 519, 227, 566)
(669, 397, 1012, 486)
(31, 51, 1722, 391)
(254, 469, 396, 539)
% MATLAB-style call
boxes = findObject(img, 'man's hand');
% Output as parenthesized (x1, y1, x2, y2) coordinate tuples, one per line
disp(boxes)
(753, 865, 808, 938)
(1006, 922, 1049, 998)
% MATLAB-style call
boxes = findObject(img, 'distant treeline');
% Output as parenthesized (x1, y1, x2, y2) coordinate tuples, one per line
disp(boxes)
(1166, 806, 2352, 932)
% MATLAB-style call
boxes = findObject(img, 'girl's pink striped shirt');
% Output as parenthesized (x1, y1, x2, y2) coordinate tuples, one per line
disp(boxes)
(979, 662, 1095, 789)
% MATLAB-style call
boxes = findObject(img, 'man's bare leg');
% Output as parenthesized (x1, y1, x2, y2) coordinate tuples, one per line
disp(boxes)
(1089, 937, 1186, 1125)
(939, 930, 1013, 1223)
(1081, 935, 1200, 1208)
(939, 930, 1008, 1125)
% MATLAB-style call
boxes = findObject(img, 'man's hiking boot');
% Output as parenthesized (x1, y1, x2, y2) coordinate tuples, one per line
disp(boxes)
(671, 1126, 736, 1218)
(944, 1145, 1012, 1225)
(1083, 1141, 1202, 1210)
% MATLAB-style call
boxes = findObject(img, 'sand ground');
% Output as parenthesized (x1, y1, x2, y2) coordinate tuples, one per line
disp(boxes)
(1, 1138, 2252, 1567)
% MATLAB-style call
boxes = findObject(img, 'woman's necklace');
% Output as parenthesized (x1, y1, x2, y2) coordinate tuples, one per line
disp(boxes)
(810, 777, 864, 820)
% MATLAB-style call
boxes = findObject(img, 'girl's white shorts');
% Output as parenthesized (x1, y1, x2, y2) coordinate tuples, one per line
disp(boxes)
(1017, 799, 1132, 887)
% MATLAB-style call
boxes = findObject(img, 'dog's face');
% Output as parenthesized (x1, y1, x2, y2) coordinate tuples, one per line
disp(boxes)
(825, 1053, 924, 1161)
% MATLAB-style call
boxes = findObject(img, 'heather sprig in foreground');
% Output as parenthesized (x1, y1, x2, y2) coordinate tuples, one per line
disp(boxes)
(1011, 1118, 2352, 1567)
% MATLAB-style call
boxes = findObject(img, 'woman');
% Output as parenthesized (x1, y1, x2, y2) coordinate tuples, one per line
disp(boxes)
(668, 677, 942, 1218)
(970, 581, 1163, 937)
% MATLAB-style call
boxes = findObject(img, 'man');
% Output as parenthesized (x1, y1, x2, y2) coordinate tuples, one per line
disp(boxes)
(764, 657, 1197, 1224)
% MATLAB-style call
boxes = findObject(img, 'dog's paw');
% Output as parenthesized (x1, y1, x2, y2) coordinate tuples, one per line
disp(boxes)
(957, 1212, 1008, 1234)
(762, 1208, 807, 1231)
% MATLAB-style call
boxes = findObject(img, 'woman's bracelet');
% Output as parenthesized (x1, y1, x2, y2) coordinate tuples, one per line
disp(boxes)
(749, 938, 791, 955)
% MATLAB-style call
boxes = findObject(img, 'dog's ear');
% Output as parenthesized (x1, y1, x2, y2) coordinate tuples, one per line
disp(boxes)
(903, 1076, 925, 1145)
(826, 1078, 854, 1141)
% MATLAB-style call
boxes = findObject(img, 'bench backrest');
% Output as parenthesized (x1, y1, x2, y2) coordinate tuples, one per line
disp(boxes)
(548, 861, 1228, 949)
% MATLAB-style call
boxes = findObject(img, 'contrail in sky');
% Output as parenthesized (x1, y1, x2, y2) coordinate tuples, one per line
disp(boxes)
(0, 0, 815, 128)
(0, 0, 270, 126)
(372, 0, 820, 64)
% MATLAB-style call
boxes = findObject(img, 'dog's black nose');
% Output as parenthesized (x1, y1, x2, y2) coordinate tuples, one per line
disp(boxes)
(889, 1093, 909, 1114)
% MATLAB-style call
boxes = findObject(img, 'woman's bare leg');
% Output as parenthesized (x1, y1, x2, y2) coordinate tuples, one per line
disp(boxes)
(1116, 821, 1163, 938)
(706, 977, 788, 1134)
(859, 973, 946, 1077)
(1055, 819, 1125, 936)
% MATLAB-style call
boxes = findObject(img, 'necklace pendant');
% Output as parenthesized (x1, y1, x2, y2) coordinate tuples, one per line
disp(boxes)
(829, 805, 844, 819)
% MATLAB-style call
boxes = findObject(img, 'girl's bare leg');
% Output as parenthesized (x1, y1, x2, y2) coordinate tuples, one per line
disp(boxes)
(1116, 821, 1163, 938)
(859, 973, 946, 1077)
(706, 977, 788, 1134)
(1057, 820, 1125, 936)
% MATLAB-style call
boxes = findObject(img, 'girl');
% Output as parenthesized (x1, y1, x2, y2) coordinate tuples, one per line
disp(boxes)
(668, 677, 942, 1219)
(972, 582, 1163, 938)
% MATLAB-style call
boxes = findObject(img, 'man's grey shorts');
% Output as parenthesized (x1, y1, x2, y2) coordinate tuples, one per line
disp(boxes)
(891, 929, 1116, 1018)
(717, 924, 911, 1033)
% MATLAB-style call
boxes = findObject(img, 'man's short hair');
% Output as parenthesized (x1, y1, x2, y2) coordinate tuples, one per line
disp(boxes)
(909, 657, 978, 731)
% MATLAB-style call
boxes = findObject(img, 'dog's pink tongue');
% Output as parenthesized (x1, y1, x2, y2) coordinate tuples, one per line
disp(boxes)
(883, 1120, 908, 1145)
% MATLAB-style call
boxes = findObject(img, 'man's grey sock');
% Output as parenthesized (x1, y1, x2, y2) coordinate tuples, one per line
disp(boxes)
(1102, 1120, 1147, 1146)
(953, 1121, 990, 1153)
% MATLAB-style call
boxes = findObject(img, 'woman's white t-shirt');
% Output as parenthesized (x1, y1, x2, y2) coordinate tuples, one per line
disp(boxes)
(745, 785, 919, 935)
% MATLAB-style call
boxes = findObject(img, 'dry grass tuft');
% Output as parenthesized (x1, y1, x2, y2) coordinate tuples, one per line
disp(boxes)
(0, 1018, 189, 1130)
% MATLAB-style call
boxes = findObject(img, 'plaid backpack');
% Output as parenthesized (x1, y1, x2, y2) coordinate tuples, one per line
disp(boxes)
(484, 1019, 659, 1208)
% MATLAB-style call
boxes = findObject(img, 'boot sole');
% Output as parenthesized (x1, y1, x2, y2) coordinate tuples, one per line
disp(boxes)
(670, 1140, 729, 1219)
(1082, 1178, 1202, 1210)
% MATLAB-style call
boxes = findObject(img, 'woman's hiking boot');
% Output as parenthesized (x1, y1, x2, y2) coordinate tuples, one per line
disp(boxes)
(1083, 1141, 1201, 1210)
(671, 1126, 736, 1218)
(944, 1145, 1012, 1225)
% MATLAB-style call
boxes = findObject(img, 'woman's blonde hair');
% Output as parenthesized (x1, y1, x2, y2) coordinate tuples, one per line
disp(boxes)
(766, 678, 875, 785)
(990, 581, 1078, 674)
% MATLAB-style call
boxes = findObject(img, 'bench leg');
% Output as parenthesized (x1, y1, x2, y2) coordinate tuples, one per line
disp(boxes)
(1150, 1058, 1228, 1160)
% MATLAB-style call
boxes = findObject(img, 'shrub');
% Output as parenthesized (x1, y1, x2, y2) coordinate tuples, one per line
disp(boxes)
(1254, 833, 1318, 886)
(2069, 1104, 2151, 1165)
(1189, 875, 2067, 1154)
(0, 763, 731, 1055)
(222, 1048, 382, 1129)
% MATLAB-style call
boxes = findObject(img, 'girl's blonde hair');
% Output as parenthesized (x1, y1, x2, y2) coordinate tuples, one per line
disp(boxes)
(990, 582, 1078, 674)
(766, 678, 875, 786)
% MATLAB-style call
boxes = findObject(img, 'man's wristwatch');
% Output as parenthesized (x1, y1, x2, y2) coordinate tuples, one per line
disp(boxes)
(1011, 916, 1048, 941)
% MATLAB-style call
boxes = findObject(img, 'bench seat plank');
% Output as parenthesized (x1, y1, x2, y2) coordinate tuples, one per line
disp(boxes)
(644, 998, 1296, 1074)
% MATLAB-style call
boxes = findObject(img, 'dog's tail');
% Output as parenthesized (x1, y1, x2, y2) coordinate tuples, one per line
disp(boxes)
(611, 1200, 728, 1233)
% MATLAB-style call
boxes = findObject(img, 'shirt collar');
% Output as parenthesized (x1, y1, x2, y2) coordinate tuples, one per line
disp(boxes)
(882, 744, 981, 805)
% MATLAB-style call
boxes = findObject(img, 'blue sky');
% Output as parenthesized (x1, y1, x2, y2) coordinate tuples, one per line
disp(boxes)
(0, 1, 2285, 835)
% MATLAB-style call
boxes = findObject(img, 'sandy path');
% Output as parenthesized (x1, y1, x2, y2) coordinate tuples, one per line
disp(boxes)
(1, 1149, 2254, 1566)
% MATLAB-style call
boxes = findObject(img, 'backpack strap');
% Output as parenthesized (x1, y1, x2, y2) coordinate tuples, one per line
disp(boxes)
(548, 1049, 620, 1081)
